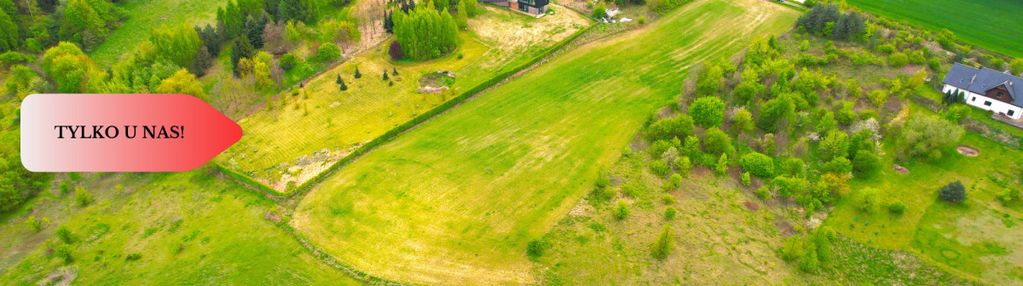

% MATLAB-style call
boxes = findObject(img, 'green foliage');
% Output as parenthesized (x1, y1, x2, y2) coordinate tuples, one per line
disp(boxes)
(56, 226, 76, 244)
(675, 156, 691, 178)
(60, 0, 110, 49)
(42, 42, 105, 93)
(740, 152, 774, 178)
(696, 65, 725, 96)
(0, 149, 50, 213)
(393, 4, 459, 61)
(591, 3, 607, 19)
(0, 8, 16, 52)
(820, 157, 852, 174)
(4, 65, 45, 99)
(157, 69, 206, 99)
(887, 200, 906, 215)
(852, 187, 881, 214)
(317, 42, 341, 62)
(613, 200, 629, 220)
(780, 228, 834, 274)
(278, 0, 320, 24)
(852, 148, 880, 175)
(663, 207, 677, 220)
(887, 52, 909, 67)
(731, 107, 754, 135)
(646, 114, 694, 141)
(817, 129, 849, 161)
(526, 239, 549, 259)
(938, 181, 966, 204)
(74, 187, 94, 207)
(650, 160, 670, 177)
(701, 127, 733, 156)
(647, 0, 690, 14)
(150, 24, 202, 68)
(897, 114, 964, 161)
(689, 97, 726, 127)
(651, 225, 673, 260)
(756, 95, 795, 132)
(741, 172, 751, 186)
(666, 173, 682, 191)
(715, 153, 729, 175)
(1011, 58, 1023, 76)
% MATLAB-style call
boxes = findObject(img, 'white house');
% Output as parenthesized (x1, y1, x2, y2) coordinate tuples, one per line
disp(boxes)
(942, 63, 1023, 120)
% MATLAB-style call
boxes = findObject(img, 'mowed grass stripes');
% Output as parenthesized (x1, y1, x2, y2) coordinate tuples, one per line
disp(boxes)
(292, 0, 799, 284)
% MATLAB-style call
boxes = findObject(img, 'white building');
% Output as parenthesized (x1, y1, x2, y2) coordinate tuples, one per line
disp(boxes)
(941, 63, 1023, 120)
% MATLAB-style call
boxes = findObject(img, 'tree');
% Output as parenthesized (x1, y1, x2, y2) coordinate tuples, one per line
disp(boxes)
(731, 108, 754, 135)
(939, 181, 966, 203)
(740, 152, 774, 178)
(0, 8, 16, 52)
(150, 24, 203, 68)
(338, 77, 348, 91)
(646, 114, 694, 141)
(59, 0, 110, 49)
(157, 69, 207, 99)
(651, 225, 673, 260)
(689, 97, 726, 127)
(42, 42, 105, 93)
(701, 127, 733, 156)
(278, 0, 319, 24)
(1011, 58, 1023, 76)
(382, 70, 389, 81)
(526, 239, 549, 259)
(696, 64, 725, 96)
(796, 5, 839, 37)
(591, 3, 606, 19)
(191, 46, 214, 76)
(244, 12, 270, 48)
(0, 148, 51, 213)
(852, 149, 880, 176)
(263, 21, 292, 54)
(354, 66, 361, 79)
(317, 42, 341, 62)
(817, 130, 849, 161)
(461, 0, 479, 16)
(392, 3, 459, 60)
(232, 36, 256, 75)
(4, 65, 45, 99)
(897, 115, 964, 160)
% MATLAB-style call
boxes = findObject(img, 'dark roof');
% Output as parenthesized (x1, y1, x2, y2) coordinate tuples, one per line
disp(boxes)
(942, 62, 1023, 106)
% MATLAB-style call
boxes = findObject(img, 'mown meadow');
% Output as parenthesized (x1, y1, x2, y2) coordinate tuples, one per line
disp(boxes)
(217, 6, 589, 193)
(89, 0, 228, 66)
(291, 0, 799, 284)
(846, 0, 1023, 57)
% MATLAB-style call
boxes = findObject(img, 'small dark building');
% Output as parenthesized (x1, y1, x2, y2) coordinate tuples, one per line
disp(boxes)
(482, 0, 549, 15)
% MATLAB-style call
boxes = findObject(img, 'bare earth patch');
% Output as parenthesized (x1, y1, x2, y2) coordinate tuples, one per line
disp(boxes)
(956, 145, 979, 157)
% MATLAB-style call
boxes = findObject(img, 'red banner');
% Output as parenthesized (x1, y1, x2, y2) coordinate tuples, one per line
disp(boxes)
(20, 94, 242, 172)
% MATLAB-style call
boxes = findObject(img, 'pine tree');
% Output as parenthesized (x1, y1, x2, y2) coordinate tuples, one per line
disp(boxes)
(354, 66, 361, 79)
(338, 78, 348, 91)
(382, 71, 389, 81)
(336, 74, 343, 85)
(392, 67, 399, 76)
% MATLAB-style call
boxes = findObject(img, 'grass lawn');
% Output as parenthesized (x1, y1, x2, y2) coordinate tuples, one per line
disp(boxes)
(217, 6, 590, 193)
(89, 0, 228, 66)
(846, 0, 1023, 57)
(825, 103, 1023, 284)
(291, 0, 799, 284)
(0, 171, 359, 285)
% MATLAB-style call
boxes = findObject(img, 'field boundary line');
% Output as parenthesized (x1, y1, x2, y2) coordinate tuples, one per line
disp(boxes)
(219, 22, 597, 206)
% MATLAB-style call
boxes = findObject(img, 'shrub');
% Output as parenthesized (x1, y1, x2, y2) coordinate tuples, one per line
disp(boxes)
(317, 42, 341, 62)
(646, 114, 694, 141)
(592, 3, 607, 19)
(888, 201, 906, 215)
(741, 172, 751, 186)
(817, 130, 849, 161)
(74, 187, 93, 207)
(664, 207, 677, 220)
(715, 153, 729, 175)
(754, 186, 772, 200)
(651, 225, 673, 259)
(853, 188, 881, 214)
(740, 152, 775, 178)
(888, 52, 909, 67)
(613, 200, 629, 220)
(650, 160, 670, 177)
(662, 194, 676, 205)
(689, 97, 726, 127)
(675, 156, 691, 178)
(819, 157, 852, 174)
(279, 53, 299, 71)
(897, 115, 964, 160)
(56, 226, 75, 244)
(388, 40, 404, 60)
(648, 0, 690, 14)
(701, 127, 733, 156)
(54, 244, 73, 264)
(666, 174, 682, 191)
(526, 239, 549, 259)
(852, 150, 880, 176)
(939, 181, 966, 203)
(997, 188, 1020, 205)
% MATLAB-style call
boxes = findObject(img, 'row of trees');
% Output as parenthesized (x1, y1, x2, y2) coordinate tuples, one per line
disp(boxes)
(388, 0, 477, 61)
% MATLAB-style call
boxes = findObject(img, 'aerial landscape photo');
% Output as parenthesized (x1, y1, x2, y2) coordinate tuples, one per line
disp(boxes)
(2, 0, 1023, 284)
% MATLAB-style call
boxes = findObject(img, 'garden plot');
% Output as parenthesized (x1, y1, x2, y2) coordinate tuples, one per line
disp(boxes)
(292, 0, 799, 284)
(215, 6, 589, 194)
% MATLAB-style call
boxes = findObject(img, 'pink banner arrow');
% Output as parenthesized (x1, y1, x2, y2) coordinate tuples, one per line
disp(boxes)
(20, 94, 242, 172)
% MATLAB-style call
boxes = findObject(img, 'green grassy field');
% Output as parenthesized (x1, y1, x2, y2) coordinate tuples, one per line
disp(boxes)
(88, 0, 228, 66)
(291, 0, 799, 284)
(846, 0, 1023, 57)
(217, 7, 589, 193)
(0, 172, 359, 285)
(826, 104, 1023, 284)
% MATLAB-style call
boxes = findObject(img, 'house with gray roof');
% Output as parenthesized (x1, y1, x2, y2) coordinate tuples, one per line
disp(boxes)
(942, 63, 1023, 120)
